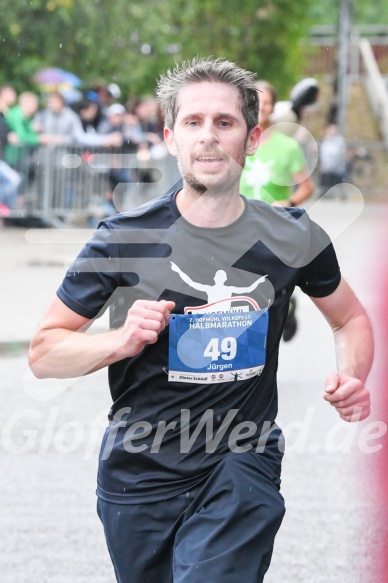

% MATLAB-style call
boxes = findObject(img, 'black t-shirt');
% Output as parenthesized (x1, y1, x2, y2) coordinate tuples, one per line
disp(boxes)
(57, 192, 341, 503)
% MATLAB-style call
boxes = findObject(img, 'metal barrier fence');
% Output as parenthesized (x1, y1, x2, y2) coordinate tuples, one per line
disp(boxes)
(0, 141, 386, 227)
(0, 145, 182, 226)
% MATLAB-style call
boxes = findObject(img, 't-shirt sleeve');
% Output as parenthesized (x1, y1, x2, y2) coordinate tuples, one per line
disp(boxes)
(296, 219, 341, 298)
(57, 222, 122, 319)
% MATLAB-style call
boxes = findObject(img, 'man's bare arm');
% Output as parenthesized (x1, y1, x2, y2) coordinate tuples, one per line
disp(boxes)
(311, 278, 373, 421)
(272, 169, 314, 207)
(290, 169, 314, 206)
(28, 296, 175, 380)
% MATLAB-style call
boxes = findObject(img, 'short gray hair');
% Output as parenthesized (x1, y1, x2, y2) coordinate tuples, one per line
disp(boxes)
(156, 56, 259, 132)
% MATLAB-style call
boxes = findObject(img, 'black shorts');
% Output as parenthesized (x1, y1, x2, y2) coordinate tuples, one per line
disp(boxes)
(97, 443, 285, 583)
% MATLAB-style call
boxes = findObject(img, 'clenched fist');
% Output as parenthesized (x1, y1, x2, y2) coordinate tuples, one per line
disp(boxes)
(324, 373, 371, 422)
(116, 299, 176, 359)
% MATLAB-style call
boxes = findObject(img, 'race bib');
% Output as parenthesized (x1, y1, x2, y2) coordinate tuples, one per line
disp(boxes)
(168, 310, 268, 384)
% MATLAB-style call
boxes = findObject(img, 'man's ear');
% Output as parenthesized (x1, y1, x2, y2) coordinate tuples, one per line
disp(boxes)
(245, 125, 262, 156)
(164, 127, 177, 156)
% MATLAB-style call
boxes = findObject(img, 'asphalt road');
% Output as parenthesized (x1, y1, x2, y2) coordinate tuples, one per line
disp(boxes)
(0, 199, 386, 582)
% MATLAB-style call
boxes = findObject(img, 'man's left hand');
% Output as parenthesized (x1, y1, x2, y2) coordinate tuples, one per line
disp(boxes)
(323, 373, 371, 422)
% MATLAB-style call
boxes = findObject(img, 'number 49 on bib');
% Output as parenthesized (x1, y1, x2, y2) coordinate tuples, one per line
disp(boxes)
(203, 337, 237, 361)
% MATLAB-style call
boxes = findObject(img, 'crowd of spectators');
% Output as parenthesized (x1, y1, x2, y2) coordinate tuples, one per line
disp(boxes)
(0, 82, 167, 215)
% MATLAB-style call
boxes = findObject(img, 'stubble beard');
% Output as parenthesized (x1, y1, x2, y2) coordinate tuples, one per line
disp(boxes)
(177, 149, 247, 197)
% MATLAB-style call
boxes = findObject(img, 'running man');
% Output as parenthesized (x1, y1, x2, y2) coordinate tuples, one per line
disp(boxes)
(29, 57, 373, 583)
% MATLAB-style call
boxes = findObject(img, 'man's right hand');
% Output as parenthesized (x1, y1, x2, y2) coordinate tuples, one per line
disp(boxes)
(117, 299, 175, 359)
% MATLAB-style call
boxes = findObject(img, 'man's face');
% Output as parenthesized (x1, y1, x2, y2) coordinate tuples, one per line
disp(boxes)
(47, 94, 65, 114)
(109, 113, 124, 128)
(164, 82, 260, 195)
(2, 87, 17, 108)
(20, 97, 39, 119)
(258, 88, 275, 127)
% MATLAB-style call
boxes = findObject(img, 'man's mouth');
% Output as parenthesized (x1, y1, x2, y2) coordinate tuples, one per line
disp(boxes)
(196, 155, 224, 164)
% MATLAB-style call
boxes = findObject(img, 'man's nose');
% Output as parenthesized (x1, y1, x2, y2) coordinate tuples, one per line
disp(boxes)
(198, 122, 219, 144)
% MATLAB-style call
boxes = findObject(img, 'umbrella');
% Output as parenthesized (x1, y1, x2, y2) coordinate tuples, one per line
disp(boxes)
(33, 67, 83, 88)
(33, 68, 83, 104)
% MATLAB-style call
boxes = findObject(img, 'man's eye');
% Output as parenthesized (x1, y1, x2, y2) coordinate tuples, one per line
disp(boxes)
(187, 121, 199, 127)
(219, 121, 231, 127)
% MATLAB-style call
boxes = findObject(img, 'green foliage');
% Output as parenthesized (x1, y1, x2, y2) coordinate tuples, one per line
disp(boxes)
(7, 0, 384, 101)
(165, 0, 313, 98)
(310, 0, 388, 25)
(0, 0, 77, 90)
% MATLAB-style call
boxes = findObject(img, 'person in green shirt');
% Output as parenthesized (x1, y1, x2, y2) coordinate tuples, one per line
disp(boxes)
(240, 81, 313, 207)
(241, 81, 314, 341)
(4, 91, 55, 166)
